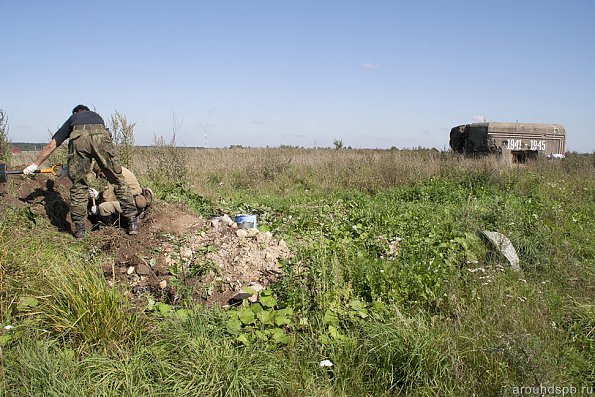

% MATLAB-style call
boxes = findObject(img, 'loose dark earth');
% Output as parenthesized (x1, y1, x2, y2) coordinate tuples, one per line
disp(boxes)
(0, 171, 291, 307)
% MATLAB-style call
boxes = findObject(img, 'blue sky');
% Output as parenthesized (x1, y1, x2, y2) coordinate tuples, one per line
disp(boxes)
(2, 0, 594, 151)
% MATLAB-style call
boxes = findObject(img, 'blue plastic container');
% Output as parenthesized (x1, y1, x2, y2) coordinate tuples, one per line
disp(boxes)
(235, 214, 257, 229)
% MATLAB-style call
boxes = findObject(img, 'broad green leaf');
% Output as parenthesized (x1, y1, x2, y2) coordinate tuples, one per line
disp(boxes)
(323, 309, 339, 326)
(156, 302, 173, 316)
(237, 334, 251, 346)
(242, 286, 255, 296)
(257, 310, 274, 325)
(227, 310, 239, 320)
(257, 225, 270, 232)
(249, 303, 264, 314)
(272, 329, 290, 344)
(275, 315, 291, 326)
(17, 296, 39, 311)
(0, 335, 12, 347)
(259, 295, 277, 309)
(277, 308, 294, 317)
(238, 308, 256, 325)
(175, 309, 190, 320)
(226, 319, 242, 335)
(255, 330, 268, 341)
(328, 325, 341, 339)
(349, 300, 365, 311)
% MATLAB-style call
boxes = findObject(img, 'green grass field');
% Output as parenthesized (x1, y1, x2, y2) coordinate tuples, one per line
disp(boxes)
(1, 148, 593, 396)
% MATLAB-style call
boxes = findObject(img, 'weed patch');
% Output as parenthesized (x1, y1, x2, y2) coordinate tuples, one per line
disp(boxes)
(2, 149, 593, 395)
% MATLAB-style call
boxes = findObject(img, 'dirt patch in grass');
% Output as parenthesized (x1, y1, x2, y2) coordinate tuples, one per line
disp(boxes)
(0, 169, 72, 231)
(1, 172, 291, 307)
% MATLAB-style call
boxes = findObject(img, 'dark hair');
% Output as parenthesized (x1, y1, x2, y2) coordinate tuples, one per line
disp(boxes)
(72, 104, 90, 114)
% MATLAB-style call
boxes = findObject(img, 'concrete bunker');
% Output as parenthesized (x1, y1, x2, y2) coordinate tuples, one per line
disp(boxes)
(449, 122, 566, 162)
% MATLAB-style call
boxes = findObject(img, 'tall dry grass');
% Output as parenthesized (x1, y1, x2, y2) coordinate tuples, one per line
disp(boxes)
(131, 147, 518, 197)
(109, 111, 136, 169)
(14, 147, 592, 199)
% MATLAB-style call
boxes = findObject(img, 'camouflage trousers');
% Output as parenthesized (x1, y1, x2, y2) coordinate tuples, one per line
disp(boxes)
(67, 126, 137, 226)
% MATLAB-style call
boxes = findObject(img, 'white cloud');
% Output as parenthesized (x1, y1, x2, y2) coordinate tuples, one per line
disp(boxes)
(472, 115, 487, 123)
(361, 63, 381, 70)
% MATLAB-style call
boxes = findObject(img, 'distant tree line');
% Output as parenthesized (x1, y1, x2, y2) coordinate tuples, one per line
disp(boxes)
(10, 142, 46, 151)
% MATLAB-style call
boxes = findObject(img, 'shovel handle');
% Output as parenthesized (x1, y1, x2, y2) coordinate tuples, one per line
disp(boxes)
(39, 164, 64, 176)
(4, 164, 63, 176)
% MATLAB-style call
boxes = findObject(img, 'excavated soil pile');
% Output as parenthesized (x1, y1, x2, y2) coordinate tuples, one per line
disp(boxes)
(0, 172, 291, 306)
(0, 171, 72, 231)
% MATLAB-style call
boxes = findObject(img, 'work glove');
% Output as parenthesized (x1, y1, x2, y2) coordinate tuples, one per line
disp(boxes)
(23, 163, 39, 175)
(90, 205, 99, 215)
(88, 188, 99, 198)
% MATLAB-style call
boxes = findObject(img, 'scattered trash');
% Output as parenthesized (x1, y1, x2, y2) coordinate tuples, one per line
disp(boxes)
(235, 214, 257, 229)
(319, 359, 334, 367)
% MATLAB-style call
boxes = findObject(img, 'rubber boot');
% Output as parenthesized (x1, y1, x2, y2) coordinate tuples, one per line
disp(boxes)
(127, 216, 139, 235)
(73, 224, 85, 240)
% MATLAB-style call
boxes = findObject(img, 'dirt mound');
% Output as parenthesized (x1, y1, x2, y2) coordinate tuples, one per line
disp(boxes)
(0, 169, 72, 231)
(0, 172, 291, 306)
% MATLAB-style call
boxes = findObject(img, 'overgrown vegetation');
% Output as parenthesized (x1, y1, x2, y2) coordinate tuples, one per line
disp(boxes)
(0, 109, 11, 163)
(1, 149, 593, 396)
(109, 110, 136, 169)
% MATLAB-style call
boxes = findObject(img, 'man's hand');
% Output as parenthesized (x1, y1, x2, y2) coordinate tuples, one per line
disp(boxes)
(23, 163, 39, 175)
(88, 188, 99, 198)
